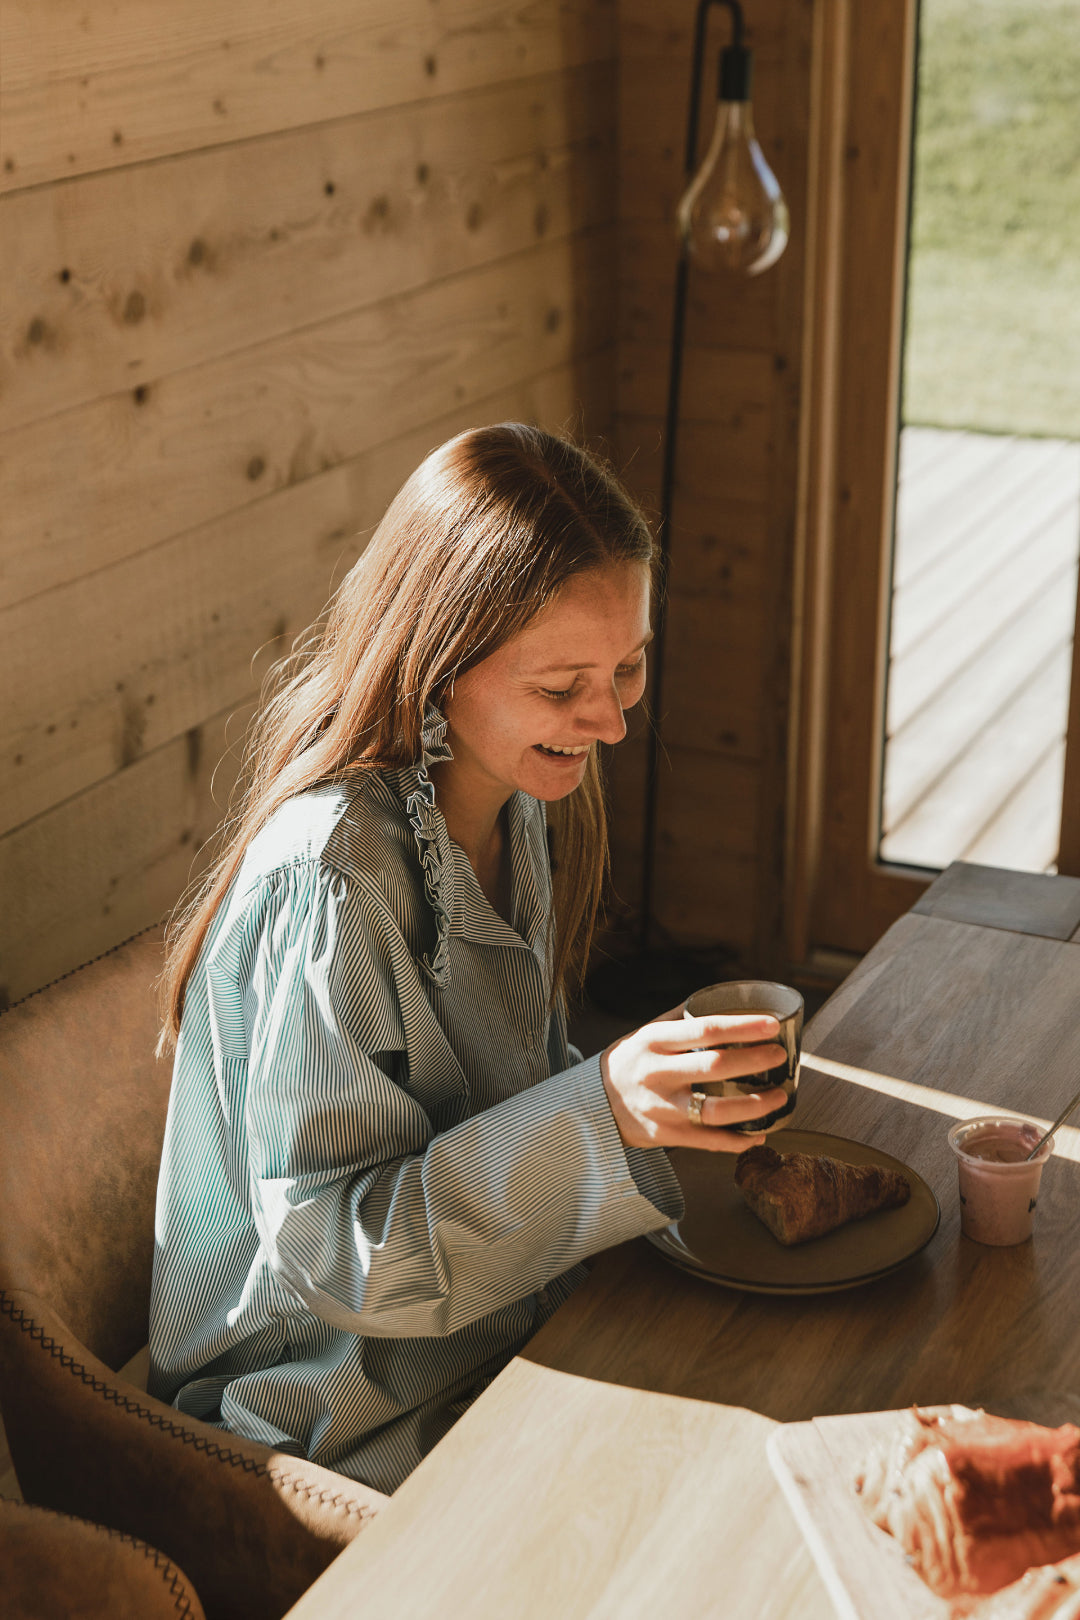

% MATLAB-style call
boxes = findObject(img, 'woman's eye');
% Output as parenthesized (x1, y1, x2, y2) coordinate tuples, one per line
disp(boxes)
(540, 687, 574, 701)
(617, 658, 646, 683)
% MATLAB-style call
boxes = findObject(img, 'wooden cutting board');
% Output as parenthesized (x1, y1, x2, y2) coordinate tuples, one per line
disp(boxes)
(767, 1408, 955, 1620)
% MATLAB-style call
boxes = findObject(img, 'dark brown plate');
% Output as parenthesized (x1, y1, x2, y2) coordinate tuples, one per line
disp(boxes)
(646, 1129, 940, 1294)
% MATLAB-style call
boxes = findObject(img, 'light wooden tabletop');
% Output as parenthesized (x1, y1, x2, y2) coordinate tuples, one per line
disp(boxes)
(286, 865, 1080, 1620)
(291, 1357, 829, 1619)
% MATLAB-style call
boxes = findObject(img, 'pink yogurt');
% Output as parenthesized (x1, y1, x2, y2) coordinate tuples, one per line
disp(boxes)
(947, 1115, 1052, 1246)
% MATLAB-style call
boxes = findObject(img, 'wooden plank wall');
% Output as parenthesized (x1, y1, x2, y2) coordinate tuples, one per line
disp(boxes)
(0, 0, 621, 1006)
(609, 0, 813, 966)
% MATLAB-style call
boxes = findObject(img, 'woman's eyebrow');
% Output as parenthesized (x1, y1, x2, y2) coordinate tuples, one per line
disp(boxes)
(530, 633, 653, 676)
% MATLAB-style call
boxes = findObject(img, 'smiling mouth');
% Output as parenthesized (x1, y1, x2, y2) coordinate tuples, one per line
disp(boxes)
(534, 743, 591, 758)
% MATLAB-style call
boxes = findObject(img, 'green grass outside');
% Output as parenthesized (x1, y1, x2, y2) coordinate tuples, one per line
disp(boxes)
(903, 0, 1080, 438)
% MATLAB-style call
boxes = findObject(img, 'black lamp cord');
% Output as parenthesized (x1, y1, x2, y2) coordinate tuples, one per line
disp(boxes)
(637, 0, 748, 950)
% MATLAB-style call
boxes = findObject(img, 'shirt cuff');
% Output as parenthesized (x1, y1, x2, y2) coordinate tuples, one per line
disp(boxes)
(623, 1143, 684, 1217)
(572, 1051, 685, 1223)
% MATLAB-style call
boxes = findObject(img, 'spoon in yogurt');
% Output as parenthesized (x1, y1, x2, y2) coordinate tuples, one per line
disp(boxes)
(1025, 1084, 1080, 1161)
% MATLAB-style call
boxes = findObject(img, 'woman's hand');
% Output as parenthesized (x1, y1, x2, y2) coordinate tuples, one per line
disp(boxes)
(599, 1010, 788, 1153)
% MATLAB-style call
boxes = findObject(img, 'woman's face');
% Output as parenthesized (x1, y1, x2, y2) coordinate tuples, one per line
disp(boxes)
(443, 562, 652, 809)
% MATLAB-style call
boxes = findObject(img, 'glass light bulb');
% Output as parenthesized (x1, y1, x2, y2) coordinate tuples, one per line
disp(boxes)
(676, 100, 789, 276)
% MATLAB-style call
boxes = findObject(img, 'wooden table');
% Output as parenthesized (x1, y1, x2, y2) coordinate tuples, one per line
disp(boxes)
(287, 863, 1080, 1619)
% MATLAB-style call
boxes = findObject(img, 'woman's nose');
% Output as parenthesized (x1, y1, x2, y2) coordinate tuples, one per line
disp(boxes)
(580, 684, 627, 745)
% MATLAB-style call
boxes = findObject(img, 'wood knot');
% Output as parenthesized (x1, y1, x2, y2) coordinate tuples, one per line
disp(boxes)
(119, 698, 145, 768)
(247, 455, 266, 481)
(188, 238, 206, 266)
(27, 317, 47, 345)
(466, 202, 483, 232)
(124, 290, 146, 324)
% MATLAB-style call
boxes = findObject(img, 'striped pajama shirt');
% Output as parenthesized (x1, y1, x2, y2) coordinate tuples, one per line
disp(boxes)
(148, 710, 683, 1492)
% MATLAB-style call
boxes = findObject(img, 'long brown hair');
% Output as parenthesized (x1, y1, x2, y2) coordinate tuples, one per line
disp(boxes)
(159, 423, 656, 1048)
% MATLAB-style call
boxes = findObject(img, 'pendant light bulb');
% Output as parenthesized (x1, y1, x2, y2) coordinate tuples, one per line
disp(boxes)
(676, 45, 789, 276)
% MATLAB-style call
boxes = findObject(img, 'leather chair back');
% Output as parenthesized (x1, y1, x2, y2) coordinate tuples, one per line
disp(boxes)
(0, 928, 170, 1370)
(0, 929, 386, 1620)
(0, 1495, 206, 1620)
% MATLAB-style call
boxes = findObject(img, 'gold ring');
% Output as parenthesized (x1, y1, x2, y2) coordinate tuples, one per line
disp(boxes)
(687, 1091, 706, 1126)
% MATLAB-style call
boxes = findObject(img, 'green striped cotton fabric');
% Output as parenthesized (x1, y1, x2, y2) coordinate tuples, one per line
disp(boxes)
(149, 720, 682, 1493)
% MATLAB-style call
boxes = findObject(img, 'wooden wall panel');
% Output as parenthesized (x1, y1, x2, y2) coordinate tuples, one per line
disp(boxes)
(2, 351, 613, 844)
(606, 735, 759, 953)
(1, 0, 616, 191)
(2, 227, 616, 609)
(0, 1, 619, 1001)
(618, 345, 775, 491)
(0, 700, 253, 1012)
(1, 65, 615, 432)
(611, 0, 814, 970)
(621, 224, 779, 353)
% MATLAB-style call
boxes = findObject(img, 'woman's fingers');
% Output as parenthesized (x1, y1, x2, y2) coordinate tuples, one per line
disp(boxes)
(599, 1018, 790, 1154)
(647, 1013, 780, 1053)
(696, 1086, 787, 1127)
(641, 1086, 787, 1154)
(666, 1042, 788, 1086)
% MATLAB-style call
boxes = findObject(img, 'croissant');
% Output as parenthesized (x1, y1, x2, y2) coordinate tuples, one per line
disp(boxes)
(857, 1407, 1080, 1604)
(733, 1143, 910, 1244)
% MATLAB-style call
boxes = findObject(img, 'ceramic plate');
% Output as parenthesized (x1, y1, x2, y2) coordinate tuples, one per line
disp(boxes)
(646, 1129, 940, 1294)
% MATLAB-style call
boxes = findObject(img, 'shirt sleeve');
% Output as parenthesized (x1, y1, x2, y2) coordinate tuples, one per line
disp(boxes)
(559, 1032, 675, 1211)
(243, 865, 684, 1341)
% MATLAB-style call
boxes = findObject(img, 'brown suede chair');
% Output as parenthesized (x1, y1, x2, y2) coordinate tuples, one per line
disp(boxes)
(0, 927, 387, 1620)
(1, 1494, 207, 1620)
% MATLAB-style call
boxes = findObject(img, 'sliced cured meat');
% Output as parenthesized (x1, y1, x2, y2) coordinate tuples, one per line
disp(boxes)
(960, 1550, 1080, 1618)
(858, 1407, 1080, 1601)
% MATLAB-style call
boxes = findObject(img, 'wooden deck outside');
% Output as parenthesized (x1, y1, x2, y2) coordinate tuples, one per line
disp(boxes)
(880, 426, 1080, 873)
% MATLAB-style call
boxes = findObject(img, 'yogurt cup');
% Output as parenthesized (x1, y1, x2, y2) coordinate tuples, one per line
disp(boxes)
(947, 1115, 1052, 1246)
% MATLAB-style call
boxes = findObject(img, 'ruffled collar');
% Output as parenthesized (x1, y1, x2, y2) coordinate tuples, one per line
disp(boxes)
(398, 705, 550, 987)
(401, 705, 455, 988)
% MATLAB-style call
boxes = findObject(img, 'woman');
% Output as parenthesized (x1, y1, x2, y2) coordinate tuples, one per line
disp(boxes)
(149, 423, 785, 1493)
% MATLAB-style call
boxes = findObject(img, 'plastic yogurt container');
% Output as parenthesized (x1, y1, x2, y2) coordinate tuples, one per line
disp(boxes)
(947, 1114, 1051, 1246)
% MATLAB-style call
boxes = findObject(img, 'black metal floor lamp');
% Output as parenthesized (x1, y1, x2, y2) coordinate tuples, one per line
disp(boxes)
(591, 0, 789, 1018)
